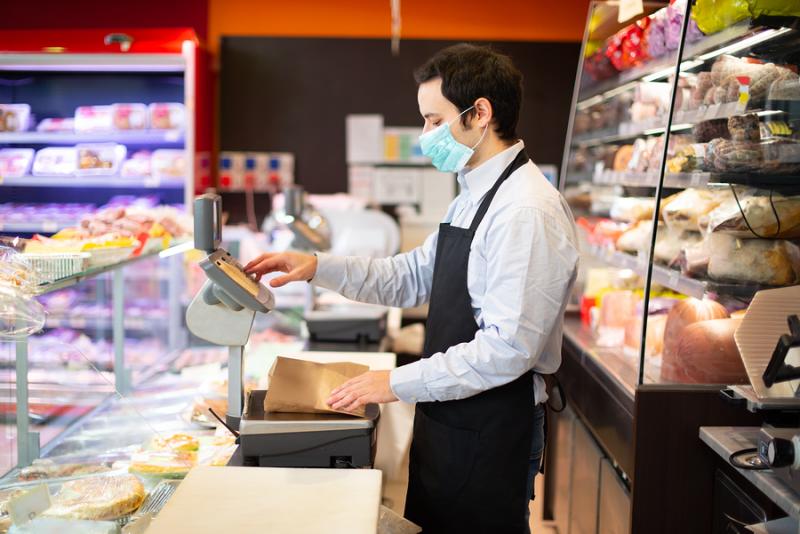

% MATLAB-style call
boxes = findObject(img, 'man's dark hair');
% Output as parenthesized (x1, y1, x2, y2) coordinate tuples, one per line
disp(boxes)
(414, 43, 523, 141)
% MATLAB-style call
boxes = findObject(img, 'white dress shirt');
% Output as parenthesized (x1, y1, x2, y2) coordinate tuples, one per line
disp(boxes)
(313, 141, 579, 405)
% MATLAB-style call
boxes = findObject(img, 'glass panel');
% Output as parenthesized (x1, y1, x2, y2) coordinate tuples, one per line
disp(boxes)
(560, 1, 686, 392)
(643, 4, 800, 384)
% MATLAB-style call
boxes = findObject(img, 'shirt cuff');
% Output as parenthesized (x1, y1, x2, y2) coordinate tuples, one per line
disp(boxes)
(390, 362, 429, 404)
(310, 252, 346, 291)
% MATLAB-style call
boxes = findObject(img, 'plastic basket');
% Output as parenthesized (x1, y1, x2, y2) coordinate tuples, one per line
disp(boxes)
(21, 252, 90, 283)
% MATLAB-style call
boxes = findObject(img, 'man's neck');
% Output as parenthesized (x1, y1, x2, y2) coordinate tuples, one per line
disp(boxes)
(466, 136, 516, 170)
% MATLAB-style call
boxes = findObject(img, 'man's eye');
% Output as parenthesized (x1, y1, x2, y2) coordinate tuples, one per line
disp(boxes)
(433, 121, 441, 127)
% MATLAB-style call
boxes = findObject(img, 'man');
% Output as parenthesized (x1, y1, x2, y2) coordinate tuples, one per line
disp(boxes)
(245, 44, 579, 533)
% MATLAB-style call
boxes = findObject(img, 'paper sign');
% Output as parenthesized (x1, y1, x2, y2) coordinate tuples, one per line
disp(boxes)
(618, 0, 643, 22)
(8, 485, 51, 525)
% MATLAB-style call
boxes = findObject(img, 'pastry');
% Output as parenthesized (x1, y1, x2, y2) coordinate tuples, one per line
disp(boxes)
(661, 188, 726, 232)
(728, 114, 761, 143)
(707, 233, 800, 286)
(152, 433, 200, 452)
(44, 474, 145, 521)
(18, 460, 111, 481)
(129, 450, 197, 477)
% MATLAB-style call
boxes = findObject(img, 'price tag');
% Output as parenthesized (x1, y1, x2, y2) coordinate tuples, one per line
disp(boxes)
(618, 0, 643, 22)
(122, 513, 152, 534)
(8, 485, 51, 525)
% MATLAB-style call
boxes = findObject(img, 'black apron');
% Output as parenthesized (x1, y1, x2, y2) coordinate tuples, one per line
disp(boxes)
(405, 149, 534, 534)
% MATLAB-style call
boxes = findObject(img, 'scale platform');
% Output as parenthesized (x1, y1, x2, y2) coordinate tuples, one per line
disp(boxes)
(238, 390, 379, 468)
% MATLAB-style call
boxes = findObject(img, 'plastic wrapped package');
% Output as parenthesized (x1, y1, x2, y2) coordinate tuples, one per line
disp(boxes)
(32, 147, 77, 176)
(661, 188, 728, 232)
(0, 148, 34, 178)
(654, 229, 703, 265)
(705, 138, 763, 172)
(666, 0, 704, 50)
(691, 0, 750, 35)
(151, 149, 186, 179)
(36, 118, 75, 133)
(610, 197, 656, 223)
(43, 474, 145, 521)
(644, 8, 668, 58)
(151, 433, 199, 453)
(129, 450, 196, 478)
(692, 118, 730, 143)
(606, 18, 651, 72)
(616, 220, 655, 253)
(120, 151, 152, 177)
(0, 104, 31, 132)
(0, 282, 45, 339)
(148, 103, 185, 130)
(76, 143, 126, 176)
(707, 233, 800, 286)
(597, 290, 640, 348)
(74, 106, 113, 133)
(666, 143, 707, 172)
(111, 103, 147, 130)
(17, 459, 112, 482)
(624, 313, 668, 357)
(749, 0, 800, 19)
(703, 191, 800, 238)
(728, 114, 761, 142)
(584, 48, 618, 81)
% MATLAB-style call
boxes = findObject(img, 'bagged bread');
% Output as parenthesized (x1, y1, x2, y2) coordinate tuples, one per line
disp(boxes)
(707, 233, 800, 286)
(610, 197, 655, 223)
(616, 220, 654, 253)
(264, 356, 369, 417)
(704, 193, 800, 239)
(661, 188, 727, 232)
(654, 229, 702, 266)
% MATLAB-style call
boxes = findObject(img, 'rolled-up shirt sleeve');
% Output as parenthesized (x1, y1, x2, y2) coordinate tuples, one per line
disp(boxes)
(312, 229, 439, 309)
(389, 206, 579, 403)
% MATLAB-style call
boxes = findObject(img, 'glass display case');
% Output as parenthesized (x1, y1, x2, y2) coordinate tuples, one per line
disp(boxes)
(560, 0, 800, 392)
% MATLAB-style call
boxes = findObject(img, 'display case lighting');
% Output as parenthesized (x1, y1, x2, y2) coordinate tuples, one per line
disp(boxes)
(696, 28, 792, 61)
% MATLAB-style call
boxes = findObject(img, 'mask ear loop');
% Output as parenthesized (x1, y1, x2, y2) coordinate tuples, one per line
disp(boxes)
(471, 122, 489, 150)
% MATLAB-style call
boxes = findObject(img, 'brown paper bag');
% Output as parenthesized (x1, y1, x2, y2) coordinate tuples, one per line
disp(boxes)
(263, 356, 369, 417)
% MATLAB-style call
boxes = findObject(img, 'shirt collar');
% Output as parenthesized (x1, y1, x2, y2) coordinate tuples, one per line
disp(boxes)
(457, 140, 525, 204)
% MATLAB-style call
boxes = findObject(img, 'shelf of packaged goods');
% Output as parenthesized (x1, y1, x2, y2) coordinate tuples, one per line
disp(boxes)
(0, 130, 184, 145)
(592, 170, 710, 188)
(577, 22, 772, 107)
(1, 175, 185, 189)
(588, 244, 706, 298)
(572, 109, 785, 148)
(33, 244, 188, 295)
(588, 244, 771, 300)
(0, 53, 186, 72)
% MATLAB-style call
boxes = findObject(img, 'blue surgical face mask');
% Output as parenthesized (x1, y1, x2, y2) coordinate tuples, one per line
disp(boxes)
(419, 106, 488, 173)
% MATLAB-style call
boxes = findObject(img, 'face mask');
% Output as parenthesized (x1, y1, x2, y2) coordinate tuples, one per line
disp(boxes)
(419, 106, 488, 173)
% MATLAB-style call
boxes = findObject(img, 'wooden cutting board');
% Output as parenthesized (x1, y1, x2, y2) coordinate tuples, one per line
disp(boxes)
(145, 467, 382, 534)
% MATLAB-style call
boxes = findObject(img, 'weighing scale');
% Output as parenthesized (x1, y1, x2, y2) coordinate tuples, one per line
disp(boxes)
(185, 194, 378, 467)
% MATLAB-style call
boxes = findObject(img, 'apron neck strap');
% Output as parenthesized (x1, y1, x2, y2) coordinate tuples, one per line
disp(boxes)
(468, 149, 530, 233)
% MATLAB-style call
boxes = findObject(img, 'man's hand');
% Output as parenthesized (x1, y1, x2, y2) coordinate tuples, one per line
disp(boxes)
(244, 251, 318, 287)
(327, 371, 398, 413)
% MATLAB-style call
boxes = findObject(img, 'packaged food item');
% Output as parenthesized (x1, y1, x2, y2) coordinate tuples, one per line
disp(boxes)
(612, 144, 635, 171)
(120, 150, 152, 177)
(151, 149, 186, 179)
(662, 297, 729, 363)
(606, 18, 650, 72)
(584, 48, 618, 81)
(610, 197, 655, 223)
(129, 450, 197, 478)
(74, 105, 113, 132)
(149, 103, 185, 130)
(662, 318, 747, 384)
(36, 117, 76, 133)
(691, 0, 750, 35)
(76, 143, 126, 176)
(0, 103, 31, 132)
(616, 220, 654, 253)
(704, 192, 800, 239)
(152, 433, 200, 452)
(624, 313, 667, 357)
(693, 119, 730, 144)
(728, 114, 761, 143)
(665, 0, 704, 49)
(666, 143, 707, 172)
(0, 148, 34, 177)
(43, 474, 145, 521)
(654, 229, 702, 265)
(707, 233, 800, 286)
(111, 103, 147, 130)
(32, 147, 78, 176)
(597, 290, 640, 348)
(662, 188, 727, 232)
(706, 138, 762, 172)
(749, 0, 800, 19)
(18, 459, 111, 481)
(644, 8, 668, 58)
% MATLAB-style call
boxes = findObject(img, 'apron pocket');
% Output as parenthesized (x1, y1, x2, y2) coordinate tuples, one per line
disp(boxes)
(413, 408, 479, 502)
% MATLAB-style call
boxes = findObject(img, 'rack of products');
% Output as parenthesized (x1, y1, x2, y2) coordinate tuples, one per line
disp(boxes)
(550, 1, 800, 532)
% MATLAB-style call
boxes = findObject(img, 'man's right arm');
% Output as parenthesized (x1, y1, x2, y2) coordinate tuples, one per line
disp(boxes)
(244, 229, 438, 308)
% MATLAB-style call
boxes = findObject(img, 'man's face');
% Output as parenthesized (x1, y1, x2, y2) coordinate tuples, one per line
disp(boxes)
(417, 77, 475, 146)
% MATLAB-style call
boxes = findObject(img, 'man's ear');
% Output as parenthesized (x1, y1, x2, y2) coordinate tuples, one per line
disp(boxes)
(473, 97, 493, 128)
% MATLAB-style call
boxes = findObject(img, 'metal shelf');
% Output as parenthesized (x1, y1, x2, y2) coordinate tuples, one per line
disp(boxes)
(2, 175, 184, 189)
(0, 53, 185, 72)
(592, 170, 710, 188)
(0, 221, 76, 234)
(0, 130, 184, 145)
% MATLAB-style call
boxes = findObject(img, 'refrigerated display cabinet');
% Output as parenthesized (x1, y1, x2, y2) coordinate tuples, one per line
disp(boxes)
(548, 1, 800, 531)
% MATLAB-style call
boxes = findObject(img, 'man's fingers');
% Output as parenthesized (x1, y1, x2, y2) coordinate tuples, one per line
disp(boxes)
(245, 255, 285, 275)
(244, 253, 277, 271)
(269, 267, 307, 288)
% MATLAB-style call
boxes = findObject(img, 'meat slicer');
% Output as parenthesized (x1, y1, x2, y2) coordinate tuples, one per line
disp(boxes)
(185, 194, 378, 468)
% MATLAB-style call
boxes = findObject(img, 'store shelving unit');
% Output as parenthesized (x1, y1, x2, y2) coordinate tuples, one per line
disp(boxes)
(0, 130, 184, 145)
(551, 3, 800, 533)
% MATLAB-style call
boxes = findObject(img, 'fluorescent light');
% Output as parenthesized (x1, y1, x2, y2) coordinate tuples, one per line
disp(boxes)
(577, 95, 603, 110)
(159, 240, 194, 258)
(642, 67, 673, 82)
(697, 28, 792, 61)
(603, 81, 639, 99)
(678, 60, 703, 72)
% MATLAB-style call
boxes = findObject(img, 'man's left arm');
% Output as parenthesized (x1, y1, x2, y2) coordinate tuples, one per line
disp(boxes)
(328, 207, 579, 410)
